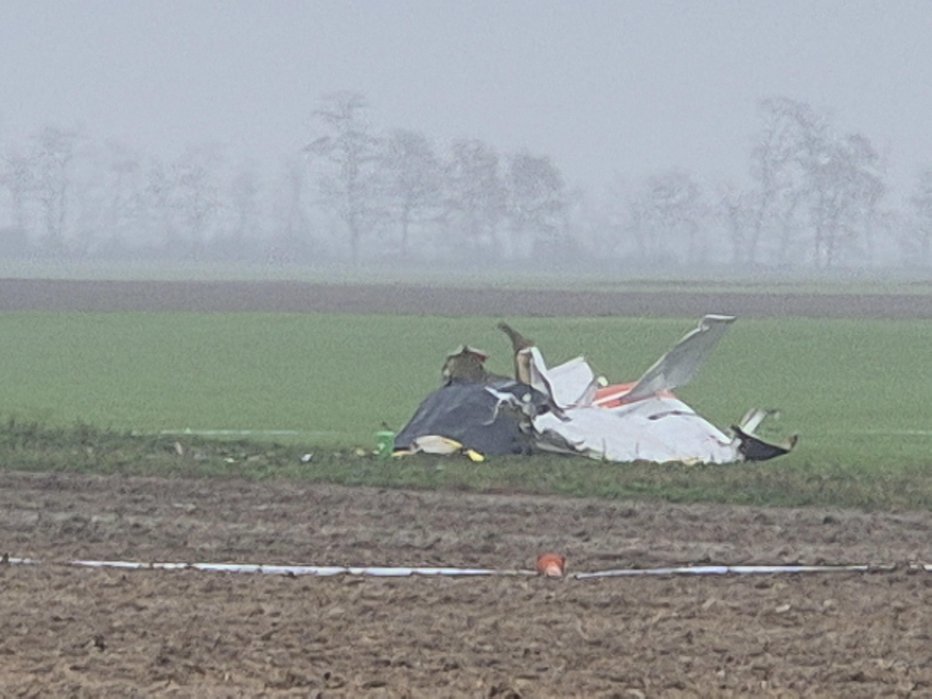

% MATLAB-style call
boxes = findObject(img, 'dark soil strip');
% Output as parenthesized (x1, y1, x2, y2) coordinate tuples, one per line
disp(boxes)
(2, 278, 931, 318)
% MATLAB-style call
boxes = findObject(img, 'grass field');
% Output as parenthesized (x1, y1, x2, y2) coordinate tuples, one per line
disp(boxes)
(1, 310, 931, 509)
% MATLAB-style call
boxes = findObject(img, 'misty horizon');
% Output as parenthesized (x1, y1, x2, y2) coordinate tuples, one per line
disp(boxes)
(2, 2, 932, 272)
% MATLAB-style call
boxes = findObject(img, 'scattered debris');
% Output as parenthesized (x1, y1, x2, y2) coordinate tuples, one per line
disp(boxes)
(393, 316, 797, 464)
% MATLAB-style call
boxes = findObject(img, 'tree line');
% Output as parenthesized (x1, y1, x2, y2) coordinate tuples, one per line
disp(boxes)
(1, 92, 931, 269)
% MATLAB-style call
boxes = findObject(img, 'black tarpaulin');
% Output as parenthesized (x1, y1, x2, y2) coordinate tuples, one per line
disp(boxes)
(394, 379, 549, 456)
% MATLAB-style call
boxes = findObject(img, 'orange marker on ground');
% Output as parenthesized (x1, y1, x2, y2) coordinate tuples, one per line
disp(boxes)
(536, 552, 566, 578)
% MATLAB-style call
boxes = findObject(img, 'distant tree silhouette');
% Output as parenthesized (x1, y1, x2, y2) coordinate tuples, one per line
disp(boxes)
(382, 129, 442, 256)
(907, 169, 932, 266)
(442, 139, 506, 255)
(505, 151, 567, 259)
(305, 92, 383, 263)
(625, 170, 703, 264)
(32, 126, 80, 254)
(745, 97, 886, 268)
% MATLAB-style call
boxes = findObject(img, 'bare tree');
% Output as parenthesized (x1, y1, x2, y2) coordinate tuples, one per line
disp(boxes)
(138, 147, 221, 258)
(270, 157, 313, 260)
(198, 161, 263, 260)
(626, 171, 703, 263)
(505, 151, 567, 259)
(0, 148, 35, 262)
(719, 186, 755, 265)
(0, 148, 34, 256)
(96, 140, 146, 253)
(173, 146, 222, 256)
(806, 133, 885, 268)
(305, 91, 383, 263)
(442, 139, 506, 254)
(1, 148, 35, 235)
(746, 97, 886, 268)
(906, 168, 932, 266)
(32, 127, 80, 254)
(382, 129, 441, 256)
(743, 98, 826, 265)
(229, 162, 261, 242)
(144, 157, 178, 253)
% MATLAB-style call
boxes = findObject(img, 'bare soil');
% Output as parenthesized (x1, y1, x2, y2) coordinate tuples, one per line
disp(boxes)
(2, 277, 931, 317)
(1, 278, 930, 697)
(1, 471, 929, 698)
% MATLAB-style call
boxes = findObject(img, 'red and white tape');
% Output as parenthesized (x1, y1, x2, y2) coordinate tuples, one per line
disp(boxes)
(5, 556, 928, 579)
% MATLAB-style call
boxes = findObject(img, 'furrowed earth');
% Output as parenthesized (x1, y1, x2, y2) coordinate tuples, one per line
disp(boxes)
(1, 279, 930, 698)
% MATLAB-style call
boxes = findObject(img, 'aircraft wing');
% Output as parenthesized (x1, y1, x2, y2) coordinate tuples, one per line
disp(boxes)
(624, 315, 736, 402)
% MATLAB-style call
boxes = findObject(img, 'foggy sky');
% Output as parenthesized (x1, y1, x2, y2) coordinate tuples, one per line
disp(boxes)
(2, 1, 931, 200)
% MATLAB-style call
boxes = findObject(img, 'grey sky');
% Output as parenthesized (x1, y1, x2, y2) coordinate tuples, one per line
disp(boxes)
(2, 1, 930, 200)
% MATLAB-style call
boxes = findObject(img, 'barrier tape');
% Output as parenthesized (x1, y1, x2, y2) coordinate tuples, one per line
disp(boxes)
(4, 556, 928, 579)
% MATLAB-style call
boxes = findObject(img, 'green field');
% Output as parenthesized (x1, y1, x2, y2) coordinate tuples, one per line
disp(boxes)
(2, 311, 931, 509)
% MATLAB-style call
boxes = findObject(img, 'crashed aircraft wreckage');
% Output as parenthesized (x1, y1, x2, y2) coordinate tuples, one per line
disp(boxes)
(394, 316, 797, 464)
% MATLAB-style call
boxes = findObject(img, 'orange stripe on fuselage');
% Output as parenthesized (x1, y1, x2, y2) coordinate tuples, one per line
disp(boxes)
(594, 382, 676, 408)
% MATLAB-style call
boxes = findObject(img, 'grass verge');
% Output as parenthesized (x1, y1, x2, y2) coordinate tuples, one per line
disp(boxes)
(2, 418, 929, 512)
